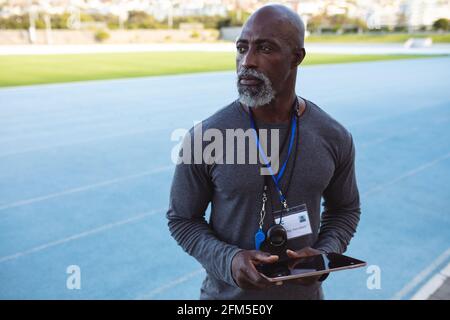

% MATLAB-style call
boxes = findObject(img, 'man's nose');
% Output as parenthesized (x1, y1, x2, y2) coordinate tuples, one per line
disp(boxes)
(241, 47, 258, 69)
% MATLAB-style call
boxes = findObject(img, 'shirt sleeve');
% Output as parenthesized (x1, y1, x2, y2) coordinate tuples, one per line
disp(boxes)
(313, 133, 361, 254)
(166, 130, 242, 287)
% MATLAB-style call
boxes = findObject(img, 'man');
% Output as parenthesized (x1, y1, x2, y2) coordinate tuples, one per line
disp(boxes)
(167, 4, 360, 300)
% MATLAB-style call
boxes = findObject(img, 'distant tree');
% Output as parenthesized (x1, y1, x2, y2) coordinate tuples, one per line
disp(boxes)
(433, 18, 449, 31)
(0, 14, 31, 29)
(50, 13, 70, 29)
(306, 13, 367, 33)
(0, 12, 121, 30)
(306, 14, 325, 32)
(166, 11, 249, 30)
(125, 11, 165, 29)
(94, 29, 110, 42)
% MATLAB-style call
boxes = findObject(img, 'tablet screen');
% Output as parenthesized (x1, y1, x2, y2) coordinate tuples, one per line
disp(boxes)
(256, 253, 366, 280)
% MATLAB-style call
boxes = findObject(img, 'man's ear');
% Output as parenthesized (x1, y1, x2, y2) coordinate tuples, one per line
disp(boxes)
(292, 48, 306, 68)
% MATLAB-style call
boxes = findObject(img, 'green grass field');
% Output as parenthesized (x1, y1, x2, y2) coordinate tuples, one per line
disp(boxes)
(0, 52, 443, 87)
(306, 33, 450, 43)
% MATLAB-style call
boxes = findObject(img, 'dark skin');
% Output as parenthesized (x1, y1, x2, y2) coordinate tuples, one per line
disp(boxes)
(231, 250, 278, 290)
(236, 5, 306, 123)
(231, 5, 323, 290)
(232, 247, 324, 289)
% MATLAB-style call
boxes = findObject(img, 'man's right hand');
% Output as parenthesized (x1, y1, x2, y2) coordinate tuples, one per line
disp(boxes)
(231, 250, 279, 290)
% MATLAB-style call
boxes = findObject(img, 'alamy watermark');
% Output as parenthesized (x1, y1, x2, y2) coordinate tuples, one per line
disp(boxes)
(170, 121, 282, 175)
(366, 265, 381, 290)
(66, 265, 81, 290)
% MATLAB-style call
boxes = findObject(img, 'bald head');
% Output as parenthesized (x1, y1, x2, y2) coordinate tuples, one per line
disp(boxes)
(243, 4, 305, 51)
(235, 4, 306, 108)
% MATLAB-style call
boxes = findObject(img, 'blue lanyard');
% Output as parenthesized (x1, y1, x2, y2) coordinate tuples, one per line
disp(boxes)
(248, 108, 297, 207)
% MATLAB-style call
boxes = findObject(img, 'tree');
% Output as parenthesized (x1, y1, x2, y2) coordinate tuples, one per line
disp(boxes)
(125, 11, 164, 29)
(433, 18, 449, 31)
(306, 13, 367, 33)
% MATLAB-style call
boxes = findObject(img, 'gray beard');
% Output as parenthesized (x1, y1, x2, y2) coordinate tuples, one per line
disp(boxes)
(237, 69, 276, 108)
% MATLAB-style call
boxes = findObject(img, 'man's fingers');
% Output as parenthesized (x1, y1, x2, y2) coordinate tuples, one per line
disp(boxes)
(286, 249, 305, 258)
(251, 251, 279, 263)
(243, 262, 272, 289)
(286, 249, 317, 258)
(232, 250, 279, 290)
(287, 247, 323, 259)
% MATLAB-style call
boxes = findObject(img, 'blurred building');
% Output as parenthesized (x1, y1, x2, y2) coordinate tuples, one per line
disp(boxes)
(405, 0, 449, 28)
(0, 0, 449, 29)
(360, 0, 450, 29)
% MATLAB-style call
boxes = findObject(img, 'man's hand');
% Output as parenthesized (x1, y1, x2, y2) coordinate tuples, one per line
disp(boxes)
(231, 250, 279, 290)
(286, 247, 324, 286)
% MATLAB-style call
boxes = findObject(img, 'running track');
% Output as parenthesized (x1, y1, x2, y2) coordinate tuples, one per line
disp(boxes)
(0, 57, 449, 299)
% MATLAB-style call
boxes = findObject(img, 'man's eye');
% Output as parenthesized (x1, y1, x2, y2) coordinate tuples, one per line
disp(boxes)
(260, 46, 272, 53)
(237, 46, 246, 54)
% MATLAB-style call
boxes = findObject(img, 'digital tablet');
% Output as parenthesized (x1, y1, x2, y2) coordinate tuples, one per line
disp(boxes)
(256, 252, 366, 282)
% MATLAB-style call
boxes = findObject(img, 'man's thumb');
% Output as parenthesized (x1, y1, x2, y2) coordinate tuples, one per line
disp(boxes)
(253, 251, 279, 263)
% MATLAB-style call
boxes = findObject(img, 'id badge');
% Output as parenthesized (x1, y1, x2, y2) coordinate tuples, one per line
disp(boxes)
(274, 204, 312, 240)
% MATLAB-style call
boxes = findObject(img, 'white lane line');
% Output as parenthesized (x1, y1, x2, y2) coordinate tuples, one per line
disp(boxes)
(0, 127, 163, 158)
(0, 208, 164, 264)
(391, 248, 450, 300)
(346, 101, 448, 129)
(411, 262, 450, 300)
(358, 128, 420, 149)
(2, 146, 448, 214)
(0, 165, 173, 212)
(136, 268, 205, 300)
(0, 91, 444, 156)
(362, 152, 450, 197)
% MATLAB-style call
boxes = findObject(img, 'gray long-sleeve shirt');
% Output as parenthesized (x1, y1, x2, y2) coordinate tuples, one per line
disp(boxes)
(166, 98, 361, 299)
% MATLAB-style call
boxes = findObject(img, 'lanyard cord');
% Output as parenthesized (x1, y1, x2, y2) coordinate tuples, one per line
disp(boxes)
(249, 109, 296, 206)
(251, 107, 294, 176)
(249, 98, 300, 225)
(267, 107, 300, 224)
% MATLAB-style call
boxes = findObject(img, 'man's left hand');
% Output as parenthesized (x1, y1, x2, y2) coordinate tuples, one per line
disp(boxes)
(285, 247, 324, 286)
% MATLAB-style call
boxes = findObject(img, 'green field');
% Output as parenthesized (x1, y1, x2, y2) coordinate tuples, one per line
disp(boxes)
(0, 52, 443, 87)
(306, 33, 450, 43)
